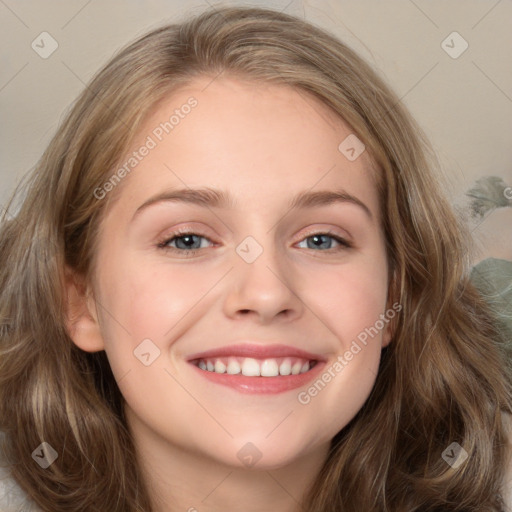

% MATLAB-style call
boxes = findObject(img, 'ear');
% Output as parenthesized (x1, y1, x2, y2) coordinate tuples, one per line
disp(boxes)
(382, 320, 393, 348)
(382, 266, 401, 348)
(63, 266, 105, 352)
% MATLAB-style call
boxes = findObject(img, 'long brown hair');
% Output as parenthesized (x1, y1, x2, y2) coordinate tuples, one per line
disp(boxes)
(1, 6, 511, 511)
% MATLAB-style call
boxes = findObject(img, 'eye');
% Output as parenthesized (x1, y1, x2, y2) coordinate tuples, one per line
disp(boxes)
(156, 228, 352, 257)
(156, 229, 214, 256)
(296, 230, 352, 252)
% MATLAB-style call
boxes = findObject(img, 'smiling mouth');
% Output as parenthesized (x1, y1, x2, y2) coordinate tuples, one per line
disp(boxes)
(190, 356, 318, 377)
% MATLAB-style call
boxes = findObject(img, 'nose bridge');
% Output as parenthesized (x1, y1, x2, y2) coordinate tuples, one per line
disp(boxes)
(223, 229, 301, 322)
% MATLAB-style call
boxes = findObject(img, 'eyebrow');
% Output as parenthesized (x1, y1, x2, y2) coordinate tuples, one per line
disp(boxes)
(131, 186, 373, 222)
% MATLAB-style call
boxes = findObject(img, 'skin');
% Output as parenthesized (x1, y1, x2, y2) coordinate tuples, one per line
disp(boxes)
(65, 75, 393, 512)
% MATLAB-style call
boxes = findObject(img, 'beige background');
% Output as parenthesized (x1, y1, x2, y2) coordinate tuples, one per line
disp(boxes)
(1, 0, 511, 263)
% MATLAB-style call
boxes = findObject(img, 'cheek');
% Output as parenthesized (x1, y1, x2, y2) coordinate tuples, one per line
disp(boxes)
(95, 260, 202, 423)
(95, 255, 231, 398)
(294, 258, 389, 437)
(92, 257, 190, 378)
(99, 244, 388, 361)
(299, 256, 389, 348)
(99, 257, 201, 339)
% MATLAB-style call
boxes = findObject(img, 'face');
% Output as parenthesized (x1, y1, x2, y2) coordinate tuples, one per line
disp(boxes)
(71, 75, 392, 471)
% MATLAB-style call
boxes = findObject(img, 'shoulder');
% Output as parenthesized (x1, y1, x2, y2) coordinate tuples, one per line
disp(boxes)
(502, 412, 512, 511)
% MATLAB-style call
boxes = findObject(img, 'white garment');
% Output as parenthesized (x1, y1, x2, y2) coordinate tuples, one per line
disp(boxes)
(0, 430, 41, 512)
(0, 465, 41, 512)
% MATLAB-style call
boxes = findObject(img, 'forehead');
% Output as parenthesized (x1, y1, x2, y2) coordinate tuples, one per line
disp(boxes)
(106, 75, 380, 219)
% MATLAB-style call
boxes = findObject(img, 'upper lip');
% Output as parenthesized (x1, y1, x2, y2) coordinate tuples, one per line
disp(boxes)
(186, 343, 326, 362)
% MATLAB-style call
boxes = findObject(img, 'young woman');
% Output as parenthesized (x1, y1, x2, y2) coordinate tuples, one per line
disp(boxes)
(1, 6, 511, 511)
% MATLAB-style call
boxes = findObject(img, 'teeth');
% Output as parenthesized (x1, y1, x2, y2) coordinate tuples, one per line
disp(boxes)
(291, 362, 302, 375)
(196, 356, 314, 377)
(279, 358, 292, 376)
(226, 358, 241, 374)
(261, 359, 279, 377)
(214, 360, 226, 374)
(242, 358, 260, 377)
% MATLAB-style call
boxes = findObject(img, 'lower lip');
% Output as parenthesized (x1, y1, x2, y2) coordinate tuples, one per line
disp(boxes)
(189, 361, 326, 394)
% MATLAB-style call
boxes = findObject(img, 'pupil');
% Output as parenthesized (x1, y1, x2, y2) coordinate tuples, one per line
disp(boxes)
(178, 235, 198, 249)
(310, 234, 329, 249)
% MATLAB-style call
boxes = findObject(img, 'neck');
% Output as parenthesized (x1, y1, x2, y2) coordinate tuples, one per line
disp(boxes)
(127, 411, 329, 512)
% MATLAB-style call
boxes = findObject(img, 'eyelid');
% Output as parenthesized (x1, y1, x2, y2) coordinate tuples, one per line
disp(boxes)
(157, 224, 214, 239)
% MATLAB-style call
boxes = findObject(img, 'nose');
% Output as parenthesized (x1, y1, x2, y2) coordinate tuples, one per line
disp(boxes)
(223, 239, 304, 325)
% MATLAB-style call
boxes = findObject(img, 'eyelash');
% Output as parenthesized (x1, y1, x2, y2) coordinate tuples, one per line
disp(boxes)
(156, 227, 352, 256)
